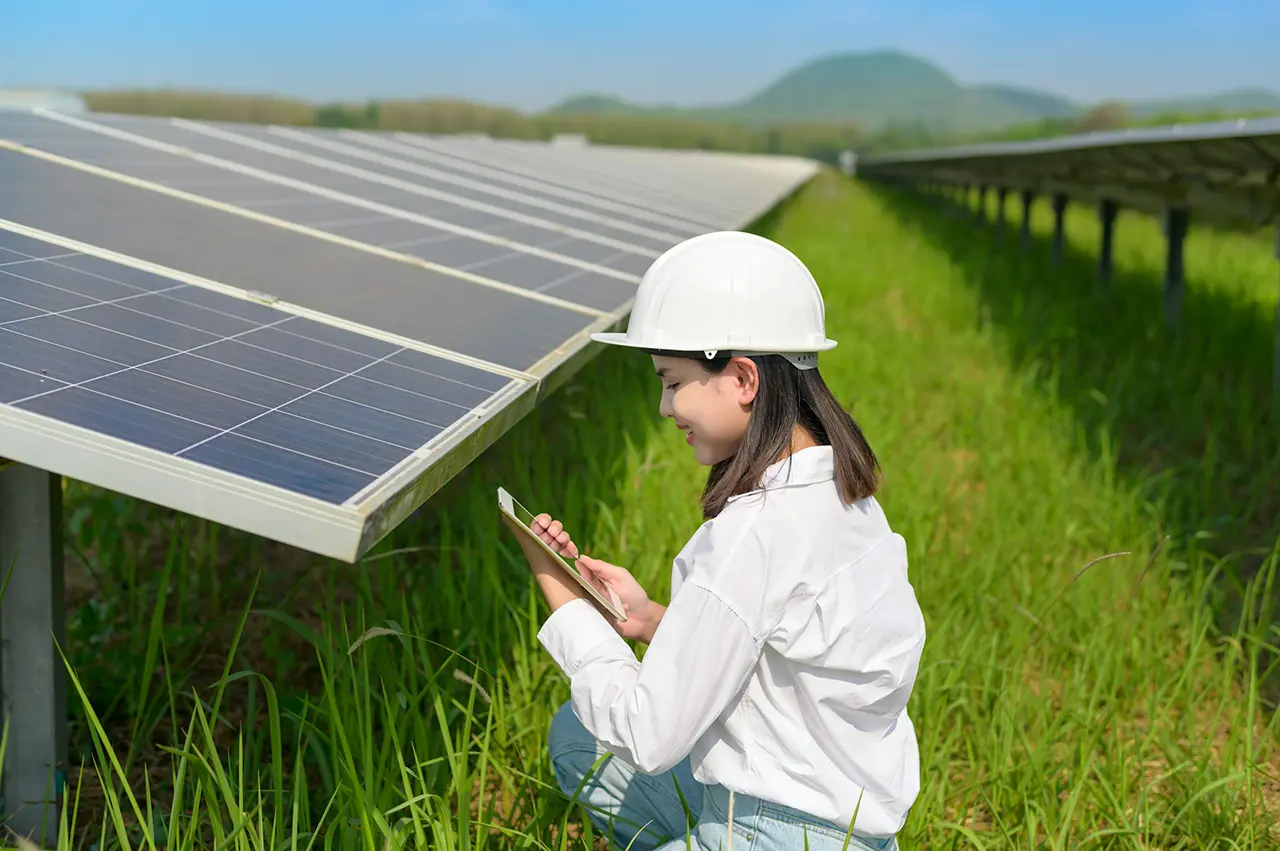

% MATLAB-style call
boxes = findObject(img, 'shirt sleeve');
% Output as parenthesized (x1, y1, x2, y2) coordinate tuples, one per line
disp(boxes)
(537, 581, 763, 774)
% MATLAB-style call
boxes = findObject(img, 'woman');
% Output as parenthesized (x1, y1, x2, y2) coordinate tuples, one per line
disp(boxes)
(503, 230, 926, 850)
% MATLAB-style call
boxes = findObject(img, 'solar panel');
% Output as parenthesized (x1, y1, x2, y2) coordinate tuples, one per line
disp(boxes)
(0, 222, 523, 514)
(0, 107, 819, 561)
(79, 112, 673, 254)
(0, 147, 614, 370)
(442, 136, 805, 225)
(0, 112, 648, 312)
(419, 137, 744, 226)
(334, 128, 714, 237)
(172, 120, 688, 252)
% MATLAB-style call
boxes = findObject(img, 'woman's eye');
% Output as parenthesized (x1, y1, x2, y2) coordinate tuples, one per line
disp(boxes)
(664, 382, 678, 391)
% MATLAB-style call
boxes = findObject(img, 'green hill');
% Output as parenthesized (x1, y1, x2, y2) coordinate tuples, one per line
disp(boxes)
(551, 94, 681, 118)
(546, 50, 1276, 134)
(726, 51, 1080, 131)
(972, 83, 1080, 120)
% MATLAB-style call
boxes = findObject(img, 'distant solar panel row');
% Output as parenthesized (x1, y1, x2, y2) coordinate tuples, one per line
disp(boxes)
(0, 108, 819, 560)
(857, 114, 1280, 226)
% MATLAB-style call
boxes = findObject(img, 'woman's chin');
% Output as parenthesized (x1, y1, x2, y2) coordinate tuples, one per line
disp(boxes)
(691, 440, 732, 467)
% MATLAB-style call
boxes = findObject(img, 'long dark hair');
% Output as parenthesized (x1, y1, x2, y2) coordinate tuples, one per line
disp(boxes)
(650, 351, 881, 519)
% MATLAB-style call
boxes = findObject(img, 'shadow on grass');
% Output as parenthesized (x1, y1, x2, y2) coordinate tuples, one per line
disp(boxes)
(866, 182, 1280, 656)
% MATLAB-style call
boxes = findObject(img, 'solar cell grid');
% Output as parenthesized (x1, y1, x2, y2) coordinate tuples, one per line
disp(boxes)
(391, 134, 731, 229)
(256, 126, 684, 251)
(0, 148, 606, 369)
(437, 138, 741, 224)
(55, 113, 668, 257)
(0, 227, 514, 504)
(335, 130, 710, 238)
(0, 113, 642, 313)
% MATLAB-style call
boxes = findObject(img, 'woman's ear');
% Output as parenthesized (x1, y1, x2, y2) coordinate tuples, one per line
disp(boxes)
(730, 356, 760, 406)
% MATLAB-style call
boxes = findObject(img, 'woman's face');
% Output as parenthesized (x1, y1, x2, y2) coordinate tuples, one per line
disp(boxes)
(651, 354, 758, 465)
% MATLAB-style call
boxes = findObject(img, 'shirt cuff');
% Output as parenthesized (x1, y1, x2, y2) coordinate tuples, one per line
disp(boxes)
(537, 598, 631, 675)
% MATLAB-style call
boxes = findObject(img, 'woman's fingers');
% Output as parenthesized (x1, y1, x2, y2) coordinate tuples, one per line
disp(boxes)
(577, 555, 618, 577)
(531, 514, 577, 556)
(580, 567, 611, 598)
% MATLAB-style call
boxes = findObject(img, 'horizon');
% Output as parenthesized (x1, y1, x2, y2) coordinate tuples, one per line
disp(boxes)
(4, 1, 1277, 112)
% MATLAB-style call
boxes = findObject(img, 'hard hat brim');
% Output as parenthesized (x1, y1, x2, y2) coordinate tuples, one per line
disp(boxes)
(590, 331, 838, 354)
(588, 331, 638, 348)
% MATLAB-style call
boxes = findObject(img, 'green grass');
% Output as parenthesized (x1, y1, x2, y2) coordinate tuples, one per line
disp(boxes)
(25, 168, 1280, 849)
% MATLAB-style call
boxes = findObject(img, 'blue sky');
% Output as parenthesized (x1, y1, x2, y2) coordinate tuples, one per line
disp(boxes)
(3, 0, 1276, 111)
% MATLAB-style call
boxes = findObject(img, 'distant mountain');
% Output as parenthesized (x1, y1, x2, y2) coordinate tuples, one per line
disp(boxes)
(971, 84, 1080, 121)
(546, 50, 1277, 133)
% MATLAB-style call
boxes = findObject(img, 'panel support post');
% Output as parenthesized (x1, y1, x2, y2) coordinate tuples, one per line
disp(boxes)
(1051, 193, 1068, 267)
(1163, 207, 1189, 331)
(977, 185, 988, 221)
(0, 464, 66, 848)
(1020, 190, 1034, 252)
(994, 188, 1008, 241)
(1098, 198, 1118, 284)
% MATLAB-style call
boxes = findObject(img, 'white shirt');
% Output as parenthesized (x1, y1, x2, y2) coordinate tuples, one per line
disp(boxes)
(537, 445, 926, 836)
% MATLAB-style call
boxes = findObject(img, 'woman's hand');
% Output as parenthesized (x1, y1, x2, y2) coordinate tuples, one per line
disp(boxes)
(529, 514, 579, 560)
(502, 511, 591, 614)
(511, 513, 665, 643)
(575, 555, 665, 644)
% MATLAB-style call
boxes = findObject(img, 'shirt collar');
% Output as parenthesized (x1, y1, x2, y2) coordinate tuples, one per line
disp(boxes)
(757, 444, 835, 491)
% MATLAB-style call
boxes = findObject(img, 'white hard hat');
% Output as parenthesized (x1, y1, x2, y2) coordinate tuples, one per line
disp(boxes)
(591, 231, 837, 370)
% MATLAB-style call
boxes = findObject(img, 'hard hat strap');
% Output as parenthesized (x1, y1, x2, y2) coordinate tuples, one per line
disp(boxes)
(711, 350, 820, 371)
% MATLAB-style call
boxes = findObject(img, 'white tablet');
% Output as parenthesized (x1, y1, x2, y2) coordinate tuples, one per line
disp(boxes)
(497, 487, 627, 622)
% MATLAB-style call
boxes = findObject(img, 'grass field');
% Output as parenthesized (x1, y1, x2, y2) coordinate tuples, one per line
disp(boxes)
(34, 167, 1280, 850)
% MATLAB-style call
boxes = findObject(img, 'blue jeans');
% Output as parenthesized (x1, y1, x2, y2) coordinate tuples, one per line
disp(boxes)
(548, 701, 898, 851)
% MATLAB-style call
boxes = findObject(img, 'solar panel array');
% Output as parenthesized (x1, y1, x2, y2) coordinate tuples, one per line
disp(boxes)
(0, 108, 819, 561)
(859, 115, 1280, 227)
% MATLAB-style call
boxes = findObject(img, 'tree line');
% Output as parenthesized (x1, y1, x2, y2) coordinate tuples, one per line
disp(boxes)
(81, 90, 1275, 164)
(81, 90, 862, 163)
